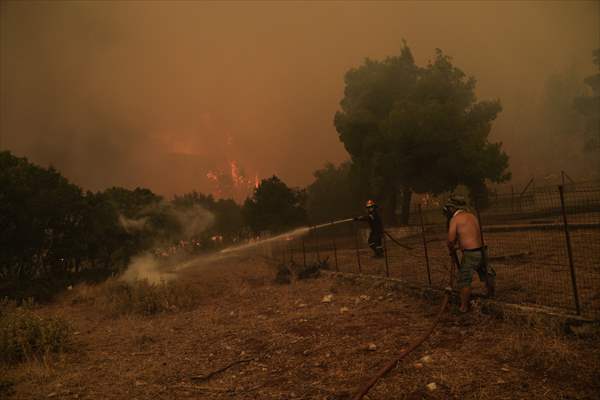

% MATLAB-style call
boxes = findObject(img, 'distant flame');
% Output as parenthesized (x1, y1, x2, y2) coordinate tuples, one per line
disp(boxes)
(206, 171, 218, 182)
(206, 160, 259, 201)
(230, 160, 243, 186)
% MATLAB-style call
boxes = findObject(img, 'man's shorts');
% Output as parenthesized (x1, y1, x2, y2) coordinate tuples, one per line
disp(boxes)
(457, 246, 496, 289)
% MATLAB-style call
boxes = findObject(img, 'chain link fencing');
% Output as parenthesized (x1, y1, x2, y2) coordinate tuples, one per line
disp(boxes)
(256, 180, 600, 318)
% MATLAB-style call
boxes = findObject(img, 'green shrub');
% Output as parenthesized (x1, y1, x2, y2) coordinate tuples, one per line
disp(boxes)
(0, 298, 71, 365)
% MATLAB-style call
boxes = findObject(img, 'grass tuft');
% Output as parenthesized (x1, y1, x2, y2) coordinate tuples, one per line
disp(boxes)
(0, 298, 71, 365)
(72, 278, 200, 317)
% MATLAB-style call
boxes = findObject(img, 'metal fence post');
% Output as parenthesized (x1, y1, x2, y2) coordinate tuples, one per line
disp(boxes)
(302, 237, 307, 268)
(475, 204, 485, 246)
(353, 222, 362, 273)
(314, 225, 321, 262)
(418, 204, 432, 287)
(330, 221, 339, 271)
(558, 185, 581, 315)
(383, 234, 390, 277)
(511, 185, 515, 213)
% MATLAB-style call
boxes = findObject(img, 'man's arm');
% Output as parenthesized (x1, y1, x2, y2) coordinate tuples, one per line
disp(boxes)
(447, 216, 458, 252)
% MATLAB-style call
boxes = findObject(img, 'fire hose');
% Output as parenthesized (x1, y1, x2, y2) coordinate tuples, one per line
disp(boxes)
(351, 252, 460, 400)
(383, 230, 413, 250)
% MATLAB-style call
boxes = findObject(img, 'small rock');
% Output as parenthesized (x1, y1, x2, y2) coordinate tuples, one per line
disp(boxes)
(414, 362, 424, 369)
(420, 355, 433, 364)
(501, 367, 510, 372)
(47, 393, 57, 398)
(298, 303, 307, 308)
(302, 350, 310, 356)
(67, 285, 73, 291)
(377, 296, 384, 300)
(426, 382, 437, 391)
(229, 311, 235, 316)
(340, 307, 350, 313)
(359, 295, 370, 301)
(135, 380, 146, 386)
(367, 343, 377, 351)
(497, 378, 505, 384)
(321, 294, 334, 303)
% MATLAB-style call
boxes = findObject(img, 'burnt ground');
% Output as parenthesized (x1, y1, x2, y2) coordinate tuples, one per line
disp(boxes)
(3, 255, 600, 400)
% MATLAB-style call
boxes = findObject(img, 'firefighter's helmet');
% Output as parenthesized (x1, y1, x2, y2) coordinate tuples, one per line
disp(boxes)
(365, 199, 377, 209)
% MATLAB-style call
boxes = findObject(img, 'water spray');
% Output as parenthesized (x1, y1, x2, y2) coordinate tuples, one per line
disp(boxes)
(218, 218, 355, 255)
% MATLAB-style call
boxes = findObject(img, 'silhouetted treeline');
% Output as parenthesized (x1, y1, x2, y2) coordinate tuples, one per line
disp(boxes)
(0, 151, 245, 300)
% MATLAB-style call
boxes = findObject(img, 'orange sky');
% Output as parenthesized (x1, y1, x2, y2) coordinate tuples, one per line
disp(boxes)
(1, 1, 598, 200)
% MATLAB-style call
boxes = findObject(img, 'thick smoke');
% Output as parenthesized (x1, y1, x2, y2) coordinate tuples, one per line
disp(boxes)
(118, 215, 148, 233)
(118, 203, 215, 283)
(120, 253, 176, 284)
(1, 1, 598, 196)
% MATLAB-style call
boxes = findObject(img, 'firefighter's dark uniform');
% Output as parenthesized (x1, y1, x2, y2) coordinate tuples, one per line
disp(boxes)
(356, 209, 384, 257)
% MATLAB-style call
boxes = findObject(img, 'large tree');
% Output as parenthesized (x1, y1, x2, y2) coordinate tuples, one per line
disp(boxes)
(574, 48, 600, 159)
(242, 176, 307, 234)
(334, 45, 510, 223)
(306, 161, 362, 224)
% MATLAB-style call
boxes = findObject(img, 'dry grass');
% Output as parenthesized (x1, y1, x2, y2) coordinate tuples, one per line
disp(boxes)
(71, 277, 201, 317)
(3, 256, 600, 400)
(0, 298, 71, 365)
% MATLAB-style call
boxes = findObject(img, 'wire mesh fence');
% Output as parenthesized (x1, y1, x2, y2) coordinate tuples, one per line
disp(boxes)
(258, 180, 600, 318)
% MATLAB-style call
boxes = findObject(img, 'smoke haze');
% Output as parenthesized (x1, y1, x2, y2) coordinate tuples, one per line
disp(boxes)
(1, 1, 598, 198)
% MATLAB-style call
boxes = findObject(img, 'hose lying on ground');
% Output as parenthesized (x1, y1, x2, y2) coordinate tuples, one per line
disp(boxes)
(351, 288, 451, 400)
(383, 230, 414, 250)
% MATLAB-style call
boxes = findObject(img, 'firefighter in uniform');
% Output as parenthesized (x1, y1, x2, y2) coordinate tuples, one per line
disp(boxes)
(354, 200, 384, 258)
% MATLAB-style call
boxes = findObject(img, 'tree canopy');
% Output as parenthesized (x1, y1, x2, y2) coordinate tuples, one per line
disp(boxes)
(334, 44, 510, 222)
(306, 161, 362, 224)
(242, 176, 307, 234)
(574, 48, 600, 158)
(0, 151, 244, 300)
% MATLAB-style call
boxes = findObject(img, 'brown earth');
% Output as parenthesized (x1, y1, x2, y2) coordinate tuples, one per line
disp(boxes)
(2, 255, 600, 400)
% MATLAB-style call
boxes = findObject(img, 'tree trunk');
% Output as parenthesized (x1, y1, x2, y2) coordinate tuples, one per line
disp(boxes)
(382, 186, 398, 226)
(399, 187, 412, 225)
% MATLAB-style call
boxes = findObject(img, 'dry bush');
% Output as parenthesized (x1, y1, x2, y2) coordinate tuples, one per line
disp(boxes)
(491, 318, 600, 387)
(0, 298, 71, 365)
(72, 278, 200, 317)
(502, 330, 580, 373)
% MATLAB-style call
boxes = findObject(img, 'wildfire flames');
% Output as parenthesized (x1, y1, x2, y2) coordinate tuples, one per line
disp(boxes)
(206, 160, 259, 201)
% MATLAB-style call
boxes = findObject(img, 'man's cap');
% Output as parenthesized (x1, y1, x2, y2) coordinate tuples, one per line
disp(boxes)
(444, 195, 467, 209)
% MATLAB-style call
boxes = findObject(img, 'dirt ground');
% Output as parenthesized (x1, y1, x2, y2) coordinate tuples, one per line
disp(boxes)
(3, 254, 600, 400)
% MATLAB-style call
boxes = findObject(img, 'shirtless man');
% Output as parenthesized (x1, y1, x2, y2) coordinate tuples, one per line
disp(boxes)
(444, 196, 496, 312)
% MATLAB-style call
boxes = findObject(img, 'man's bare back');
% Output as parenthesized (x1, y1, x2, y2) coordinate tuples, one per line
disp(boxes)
(447, 211, 482, 250)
